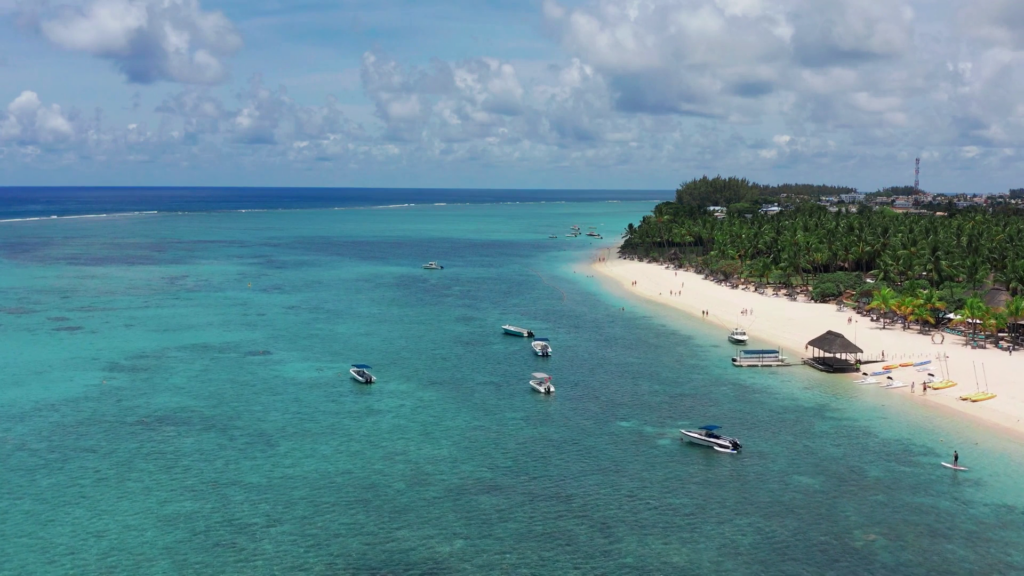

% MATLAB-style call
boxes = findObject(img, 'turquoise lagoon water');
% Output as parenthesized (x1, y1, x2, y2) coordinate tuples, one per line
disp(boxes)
(1, 200, 1023, 574)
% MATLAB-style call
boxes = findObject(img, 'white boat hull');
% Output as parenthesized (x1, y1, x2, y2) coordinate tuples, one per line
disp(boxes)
(350, 369, 375, 384)
(503, 325, 534, 337)
(680, 430, 741, 451)
(530, 380, 555, 394)
(728, 336, 749, 344)
(532, 342, 552, 356)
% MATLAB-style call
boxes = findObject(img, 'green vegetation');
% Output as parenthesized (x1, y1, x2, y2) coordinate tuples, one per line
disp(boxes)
(622, 176, 1024, 343)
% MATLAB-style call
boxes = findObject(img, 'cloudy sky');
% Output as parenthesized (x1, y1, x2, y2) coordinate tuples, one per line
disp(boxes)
(1, 0, 1023, 192)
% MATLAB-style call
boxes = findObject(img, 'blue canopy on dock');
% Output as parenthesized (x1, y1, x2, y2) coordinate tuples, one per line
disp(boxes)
(699, 425, 722, 431)
(741, 349, 779, 355)
(351, 364, 372, 369)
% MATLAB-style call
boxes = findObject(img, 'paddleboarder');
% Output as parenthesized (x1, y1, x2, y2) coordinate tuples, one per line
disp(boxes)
(954, 451, 959, 468)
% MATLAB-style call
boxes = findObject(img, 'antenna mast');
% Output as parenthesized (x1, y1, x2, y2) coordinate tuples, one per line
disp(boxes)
(914, 158, 920, 191)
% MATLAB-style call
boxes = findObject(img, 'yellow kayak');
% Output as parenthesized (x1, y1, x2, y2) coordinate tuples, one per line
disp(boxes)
(883, 364, 899, 370)
(970, 393, 997, 402)
(899, 362, 914, 367)
(928, 380, 957, 390)
(959, 392, 986, 401)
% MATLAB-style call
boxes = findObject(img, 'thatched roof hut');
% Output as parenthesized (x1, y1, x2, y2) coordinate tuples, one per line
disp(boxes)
(804, 330, 864, 373)
(807, 331, 863, 355)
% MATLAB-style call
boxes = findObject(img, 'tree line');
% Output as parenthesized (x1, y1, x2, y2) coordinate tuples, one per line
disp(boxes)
(621, 177, 1024, 341)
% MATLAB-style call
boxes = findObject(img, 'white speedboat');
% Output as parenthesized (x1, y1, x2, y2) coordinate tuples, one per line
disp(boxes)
(349, 364, 376, 384)
(532, 337, 552, 357)
(503, 325, 534, 337)
(530, 372, 554, 394)
(585, 231, 600, 237)
(681, 425, 741, 453)
(422, 261, 444, 270)
(728, 328, 749, 344)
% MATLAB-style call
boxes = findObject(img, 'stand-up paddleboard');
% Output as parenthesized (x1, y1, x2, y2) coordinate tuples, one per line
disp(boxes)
(941, 462, 968, 471)
(713, 446, 737, 454)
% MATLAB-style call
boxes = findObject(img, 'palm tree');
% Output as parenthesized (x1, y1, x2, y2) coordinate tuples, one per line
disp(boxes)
(1005, 295, 1024, 344)
(894, 294, 924, 331)
(867, 287, 898, 329)
(918, 289, 948, 328)
(952, 297, 989, 344)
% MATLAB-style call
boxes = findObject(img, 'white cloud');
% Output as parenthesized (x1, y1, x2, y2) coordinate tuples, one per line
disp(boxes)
(1, 91, 76, 145)
(36, 0, 242, 84)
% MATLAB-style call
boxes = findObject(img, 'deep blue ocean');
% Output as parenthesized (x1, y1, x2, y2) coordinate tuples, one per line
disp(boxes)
(1, 188, 1023, 574)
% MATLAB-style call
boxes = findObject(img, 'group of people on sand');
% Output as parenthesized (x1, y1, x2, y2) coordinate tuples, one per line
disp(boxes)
(741, 308, 753, 316)
(701, 310, 709, 318)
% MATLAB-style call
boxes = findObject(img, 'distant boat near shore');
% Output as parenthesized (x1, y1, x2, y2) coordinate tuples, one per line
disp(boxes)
(732, 348, 791, 367)
(728, 328, 749, 344)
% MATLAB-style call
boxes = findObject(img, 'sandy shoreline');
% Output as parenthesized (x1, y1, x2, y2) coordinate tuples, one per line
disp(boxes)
(592, 246, 1024, 440)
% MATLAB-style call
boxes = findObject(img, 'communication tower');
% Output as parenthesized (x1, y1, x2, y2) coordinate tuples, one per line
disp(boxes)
(914, 158, 920, 191)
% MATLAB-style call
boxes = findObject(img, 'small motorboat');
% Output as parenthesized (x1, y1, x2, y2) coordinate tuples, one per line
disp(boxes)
(422, 261, 444, 270)
(585, 231, 600, 237)
(532, 337, 552, 357)
(681, 425, 741, 453)
(566, 233, 580, 237)
(530, 372, 554, 394)
(503, 325, 534, 338)
(349, 364, 376, 384)
(548, 235, 558, 239)
(570, 225, 580, 231)
(728, 328, 749, 344)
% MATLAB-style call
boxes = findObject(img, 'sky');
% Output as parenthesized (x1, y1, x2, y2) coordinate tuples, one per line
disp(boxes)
(1, 0, 1023, 192)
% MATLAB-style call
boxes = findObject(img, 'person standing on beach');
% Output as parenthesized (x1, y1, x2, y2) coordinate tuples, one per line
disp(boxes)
(923, 382, 928, 395)
(911, 381, 915, 393)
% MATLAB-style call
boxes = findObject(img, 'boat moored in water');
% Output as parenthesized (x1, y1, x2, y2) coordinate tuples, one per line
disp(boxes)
(532, 337, 552, 357)
(349, 364, 376, 384)
(503, 325, 535, 338)
(728, 328, 749, 344)
(732, 348, 790, 367)
(530, 372, 555, 394)
(681, 425, 741, 452)
(422, 261, 444, 270)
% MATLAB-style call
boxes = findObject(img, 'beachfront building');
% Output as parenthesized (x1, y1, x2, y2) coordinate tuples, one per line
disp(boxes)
(803, 330, 864, 373)
(839, 193, 865, 204)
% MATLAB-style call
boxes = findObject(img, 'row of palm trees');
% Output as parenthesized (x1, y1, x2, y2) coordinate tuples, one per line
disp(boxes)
(622, 202, 1024, 296)
(866, 287, 1024, 342)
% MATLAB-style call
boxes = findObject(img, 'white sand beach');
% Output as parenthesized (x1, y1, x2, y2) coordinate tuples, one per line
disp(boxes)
(593, 247, 1024, 438)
